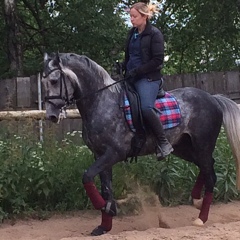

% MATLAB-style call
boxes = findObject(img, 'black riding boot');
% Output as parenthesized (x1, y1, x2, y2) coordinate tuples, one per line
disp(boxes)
(142, 108, 173, 160)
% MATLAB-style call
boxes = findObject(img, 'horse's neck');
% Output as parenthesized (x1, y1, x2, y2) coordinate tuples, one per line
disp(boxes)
(74, 74, 107, 100)
(68, 58, 121, 117)
(74, 73, 120, 120)
(76, 90, 119, 126)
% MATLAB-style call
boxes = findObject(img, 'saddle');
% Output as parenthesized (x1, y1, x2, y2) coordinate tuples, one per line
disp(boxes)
(123, 82, 146, 162)
(122, 80, 181, 162)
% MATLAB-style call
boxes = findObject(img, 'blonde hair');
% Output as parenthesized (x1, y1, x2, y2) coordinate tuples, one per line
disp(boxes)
(131, 2, 159, 19)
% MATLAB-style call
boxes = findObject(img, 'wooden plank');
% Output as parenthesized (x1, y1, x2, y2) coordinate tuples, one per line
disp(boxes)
(182, 73, 196, 88)
(225, 71, 240, 94)
(30, 75, 38, 109)
(0, 78, 17, 110)
(164, 74, 183, 90)
(0, 109, 80, 120)
(1, 102, 240, 121)
(17, 77, 31, 108)
(196, 72, 215, 94)
(213, 71, 226, 94)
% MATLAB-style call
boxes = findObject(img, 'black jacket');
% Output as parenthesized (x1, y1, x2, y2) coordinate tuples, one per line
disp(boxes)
(124, 21, 164, 80)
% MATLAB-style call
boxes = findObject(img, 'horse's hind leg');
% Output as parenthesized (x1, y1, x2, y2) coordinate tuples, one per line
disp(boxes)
(193, 158, 217, 226)
(175, 133, 217, 225)
(191, 171, 205, 209)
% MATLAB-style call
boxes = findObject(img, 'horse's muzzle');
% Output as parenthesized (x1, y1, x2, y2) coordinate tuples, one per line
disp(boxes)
(45, 102, 61, 123)
(48, 115, 59, 123)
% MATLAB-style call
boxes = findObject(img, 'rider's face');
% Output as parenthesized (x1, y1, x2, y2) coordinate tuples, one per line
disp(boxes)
(130, 8, 147, 28)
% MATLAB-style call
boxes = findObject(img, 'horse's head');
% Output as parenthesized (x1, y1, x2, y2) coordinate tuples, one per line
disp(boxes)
(42, 52, 77, 123)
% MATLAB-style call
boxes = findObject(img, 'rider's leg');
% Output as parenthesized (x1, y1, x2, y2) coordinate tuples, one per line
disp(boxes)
(142, 108, 173, 159)
(134, 78, 173, 159)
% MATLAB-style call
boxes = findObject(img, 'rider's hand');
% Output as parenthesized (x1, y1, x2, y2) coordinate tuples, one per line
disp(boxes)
(125, 68, 138, 83)
(126, 68, 138, 78)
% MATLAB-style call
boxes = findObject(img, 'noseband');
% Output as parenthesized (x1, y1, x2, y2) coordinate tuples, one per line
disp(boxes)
(43, 67, 75, 123)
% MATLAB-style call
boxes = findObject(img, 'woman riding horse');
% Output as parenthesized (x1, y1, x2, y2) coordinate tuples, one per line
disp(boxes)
(42, 52, 240, 236)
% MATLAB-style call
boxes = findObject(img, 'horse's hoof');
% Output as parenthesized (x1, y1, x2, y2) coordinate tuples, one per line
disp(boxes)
(192, 218, 204, 226)
(193, 198, 203, 210)
(91, 226, 107, 236)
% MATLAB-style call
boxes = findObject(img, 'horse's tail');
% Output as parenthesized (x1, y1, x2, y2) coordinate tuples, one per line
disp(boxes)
(214, 94, 240, 190)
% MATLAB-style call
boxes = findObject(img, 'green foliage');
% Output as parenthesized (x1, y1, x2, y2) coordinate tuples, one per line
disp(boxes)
(0, 129, 93, 221)
(159, 0, 240, 74)
(113, 128, 240, 206)
(1, 0, 239, 77)
(0, 123, 239, 221)
(1, 0, 127, 77)
(214, 129, 239, 202)
(114, 155, 198, 206)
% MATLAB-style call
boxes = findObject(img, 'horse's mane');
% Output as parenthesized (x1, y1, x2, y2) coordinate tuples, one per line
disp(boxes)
(59, 53, 120, 92)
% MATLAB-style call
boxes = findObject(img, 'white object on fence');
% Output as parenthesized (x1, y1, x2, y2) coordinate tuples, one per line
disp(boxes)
(38, 73, 43, 141)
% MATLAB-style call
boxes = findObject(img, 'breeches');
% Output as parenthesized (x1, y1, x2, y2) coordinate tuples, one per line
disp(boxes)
(134, 78, 161, 111)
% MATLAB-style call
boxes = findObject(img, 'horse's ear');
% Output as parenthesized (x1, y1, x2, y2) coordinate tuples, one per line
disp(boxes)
(44, 52, 62, 67)
(44, 53, 50, 63)
(53, 52, 62, 67)
(55, 52, 60, 64)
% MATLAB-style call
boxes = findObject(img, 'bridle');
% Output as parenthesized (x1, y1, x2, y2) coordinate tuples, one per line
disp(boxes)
(43, 66, 75, 123)
(43, 65, 126, 122)
(43, 67, 73, 106)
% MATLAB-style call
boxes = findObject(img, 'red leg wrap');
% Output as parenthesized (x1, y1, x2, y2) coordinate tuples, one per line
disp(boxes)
(198, 192, 213, 223)
(191, 173, 205, 199)
(84, 182, 106, 210)
(100, 210, 113, 232)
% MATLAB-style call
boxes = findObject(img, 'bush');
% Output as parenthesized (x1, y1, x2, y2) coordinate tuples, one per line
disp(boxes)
(114, 128, 240, 205)
(0, 126, 94, 221)
(0, 122, 239, 221)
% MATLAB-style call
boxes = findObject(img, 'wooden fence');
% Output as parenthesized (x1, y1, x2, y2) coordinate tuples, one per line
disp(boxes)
(164, 71, 240, 103)
(0, 70, 239, 141)
(0, 70, 239, 110)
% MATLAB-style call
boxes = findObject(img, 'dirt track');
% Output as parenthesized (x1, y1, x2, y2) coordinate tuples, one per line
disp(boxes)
(1, 200, 240, 240)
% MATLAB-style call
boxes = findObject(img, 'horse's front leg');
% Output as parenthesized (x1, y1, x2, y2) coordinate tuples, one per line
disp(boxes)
(93, 169, 117, 235)
(82, 148, 121, 236)
(89, 168, 117, 236)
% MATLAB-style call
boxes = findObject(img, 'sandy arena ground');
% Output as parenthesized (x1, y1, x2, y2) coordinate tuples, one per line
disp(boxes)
(1, 199, 240, 240)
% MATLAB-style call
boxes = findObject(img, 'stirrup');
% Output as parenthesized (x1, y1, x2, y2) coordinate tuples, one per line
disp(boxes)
(156, 146, 165, 161)
(156, 144, 173, 161)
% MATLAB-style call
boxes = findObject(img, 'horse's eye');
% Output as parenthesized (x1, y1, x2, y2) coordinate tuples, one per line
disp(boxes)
(49, 79, 58, 85)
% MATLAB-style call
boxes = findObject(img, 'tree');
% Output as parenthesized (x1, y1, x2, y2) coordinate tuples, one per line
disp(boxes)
(1, 0, 127, 77)
(0, 0, 239, 78)
(3, 0, 23, 76)
(158, 0, 240, 74)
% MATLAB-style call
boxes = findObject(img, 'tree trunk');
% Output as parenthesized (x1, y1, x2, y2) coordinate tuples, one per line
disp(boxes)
(4, 0, 23, 76)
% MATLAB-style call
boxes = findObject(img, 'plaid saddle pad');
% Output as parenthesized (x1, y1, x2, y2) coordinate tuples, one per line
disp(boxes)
(124, 92, 181, 132)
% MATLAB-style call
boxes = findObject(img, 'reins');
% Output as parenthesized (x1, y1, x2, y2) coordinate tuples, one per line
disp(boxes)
(75, 77, 126, 102)
(43, 66, 127, 105)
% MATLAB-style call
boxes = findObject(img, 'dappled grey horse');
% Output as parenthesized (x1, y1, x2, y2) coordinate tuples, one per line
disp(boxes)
(42, 52, 240, 236)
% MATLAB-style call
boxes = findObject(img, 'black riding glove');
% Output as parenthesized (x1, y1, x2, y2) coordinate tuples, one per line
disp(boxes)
(125, 68, 138, 83)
